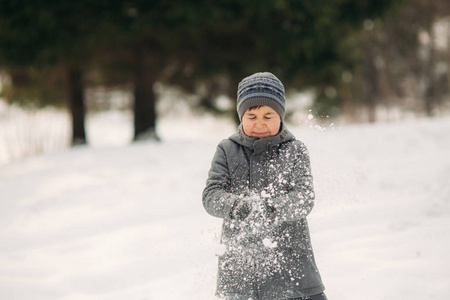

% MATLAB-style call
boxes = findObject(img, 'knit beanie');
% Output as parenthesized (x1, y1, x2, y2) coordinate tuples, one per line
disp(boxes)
(237, 72, 286, 121)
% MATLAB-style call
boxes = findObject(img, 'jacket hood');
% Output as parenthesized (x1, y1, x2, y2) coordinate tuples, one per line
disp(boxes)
(229, 122, 295, 154)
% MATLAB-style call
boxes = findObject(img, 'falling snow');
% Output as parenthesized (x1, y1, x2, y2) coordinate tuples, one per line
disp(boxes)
(0, 112, 449, 300)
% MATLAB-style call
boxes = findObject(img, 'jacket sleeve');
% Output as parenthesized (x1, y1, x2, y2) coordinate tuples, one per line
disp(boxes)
(271, 142, 315, 222)
(202, 142, 238, 219)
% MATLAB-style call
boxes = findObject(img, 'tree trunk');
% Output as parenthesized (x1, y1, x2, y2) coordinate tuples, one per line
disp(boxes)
(364, 60, 378, 123)
(67, 67, 87, 145)
(226, 77, 240, 125)
(133, 51, 159, 141)
(423, 22, 437, 117)
(341, 84, 355, 122)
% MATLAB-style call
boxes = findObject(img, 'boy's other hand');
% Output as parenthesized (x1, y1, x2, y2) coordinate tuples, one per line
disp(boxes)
(231, 199, 251, 220)
(264, 204, 277, 220)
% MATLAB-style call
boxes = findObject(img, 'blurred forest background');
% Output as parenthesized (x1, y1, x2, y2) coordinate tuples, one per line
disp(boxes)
(1, 0, 450, 158)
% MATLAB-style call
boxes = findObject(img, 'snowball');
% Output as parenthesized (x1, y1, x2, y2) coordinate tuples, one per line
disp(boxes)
(261, 190, 270, 198)
(262, 238, 278, 248)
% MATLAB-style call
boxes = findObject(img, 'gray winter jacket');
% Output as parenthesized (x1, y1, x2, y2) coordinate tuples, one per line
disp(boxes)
(203, 124, 325, 300)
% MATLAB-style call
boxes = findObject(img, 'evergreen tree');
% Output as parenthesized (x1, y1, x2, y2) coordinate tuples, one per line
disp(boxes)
(161, 0, 396, 120)
(0, 0, 112, 145)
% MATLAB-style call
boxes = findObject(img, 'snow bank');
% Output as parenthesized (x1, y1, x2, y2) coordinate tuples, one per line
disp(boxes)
(0, 115, 449, 300)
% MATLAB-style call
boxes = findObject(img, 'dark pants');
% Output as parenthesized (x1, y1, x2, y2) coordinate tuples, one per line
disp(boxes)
(288, 292, 328, 300)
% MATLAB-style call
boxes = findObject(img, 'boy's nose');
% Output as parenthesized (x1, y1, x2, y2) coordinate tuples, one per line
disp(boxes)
(255, 121, 266, 128)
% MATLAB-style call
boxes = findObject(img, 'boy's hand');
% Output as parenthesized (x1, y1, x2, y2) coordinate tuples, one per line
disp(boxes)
(230, 199, 251, 220)
(264, 204, 277, 220)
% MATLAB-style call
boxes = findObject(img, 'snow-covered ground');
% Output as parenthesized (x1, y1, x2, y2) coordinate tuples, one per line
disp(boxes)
(1, 111, 450, 300)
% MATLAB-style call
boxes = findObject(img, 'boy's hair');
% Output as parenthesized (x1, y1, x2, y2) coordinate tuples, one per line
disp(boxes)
(247, 105, 265, 111)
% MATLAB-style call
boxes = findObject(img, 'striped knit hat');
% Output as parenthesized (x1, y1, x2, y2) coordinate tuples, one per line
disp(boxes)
(237, 72, 286, 121)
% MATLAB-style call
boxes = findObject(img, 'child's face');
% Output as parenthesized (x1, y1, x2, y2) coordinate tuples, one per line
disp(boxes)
(242, 106, 281, 138)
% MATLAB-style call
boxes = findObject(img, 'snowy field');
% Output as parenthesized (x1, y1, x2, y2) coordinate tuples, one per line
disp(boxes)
(1, 110, 450, 300)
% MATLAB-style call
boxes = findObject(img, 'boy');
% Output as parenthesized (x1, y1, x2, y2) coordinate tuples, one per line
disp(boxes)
(203, 72, 327, 300)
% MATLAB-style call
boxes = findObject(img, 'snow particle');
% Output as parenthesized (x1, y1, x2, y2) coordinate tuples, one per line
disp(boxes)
(262, 238, 278, 248)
